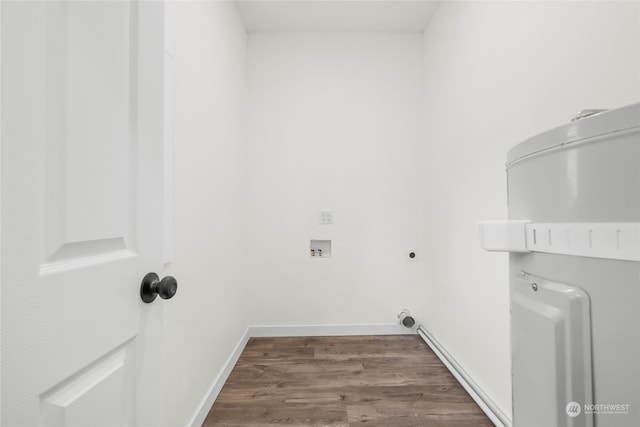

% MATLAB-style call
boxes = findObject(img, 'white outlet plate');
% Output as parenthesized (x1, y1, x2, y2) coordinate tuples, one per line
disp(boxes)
(319, 210, 333, 224)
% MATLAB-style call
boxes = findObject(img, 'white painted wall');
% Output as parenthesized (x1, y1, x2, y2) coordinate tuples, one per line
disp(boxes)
(421, 0, 640, 419)
(246, 33, 429, 327)
(162, 2, 248, 426)
(157, 2, 639, 424)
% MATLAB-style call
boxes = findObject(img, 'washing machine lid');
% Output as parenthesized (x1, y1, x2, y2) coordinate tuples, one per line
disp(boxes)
(506, 102, 640, 167)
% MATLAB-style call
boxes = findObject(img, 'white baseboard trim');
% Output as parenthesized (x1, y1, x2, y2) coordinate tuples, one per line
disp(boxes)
(188, 322, 415, 427)
(248, 322, 416, 337)
(186, 328, 251, 427)
(416, 325, 512, 427)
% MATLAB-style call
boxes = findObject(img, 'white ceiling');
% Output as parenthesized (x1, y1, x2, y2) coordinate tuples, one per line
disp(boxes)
(236, 1, 441, 33)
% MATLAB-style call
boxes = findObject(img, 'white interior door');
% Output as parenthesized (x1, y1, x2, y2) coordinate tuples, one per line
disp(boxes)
(1, 1, 166, 426)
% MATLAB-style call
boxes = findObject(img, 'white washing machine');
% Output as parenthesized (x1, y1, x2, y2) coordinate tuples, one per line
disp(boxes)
(481, 103, 639, 427)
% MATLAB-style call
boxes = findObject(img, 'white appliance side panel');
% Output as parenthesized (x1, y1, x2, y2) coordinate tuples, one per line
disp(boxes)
(512, 273, 593, 427)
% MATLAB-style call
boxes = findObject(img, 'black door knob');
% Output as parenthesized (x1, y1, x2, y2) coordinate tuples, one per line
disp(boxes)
(140, 272, 178, 303)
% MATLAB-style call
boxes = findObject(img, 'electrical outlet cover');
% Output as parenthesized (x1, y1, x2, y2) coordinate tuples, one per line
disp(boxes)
(319, 210, 334, 224)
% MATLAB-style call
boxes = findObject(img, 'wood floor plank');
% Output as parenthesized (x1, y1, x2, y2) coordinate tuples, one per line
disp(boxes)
(203, 335, 494, 427)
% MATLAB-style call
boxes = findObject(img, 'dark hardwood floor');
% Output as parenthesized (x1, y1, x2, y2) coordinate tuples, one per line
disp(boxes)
(203, 335, 494, 427)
